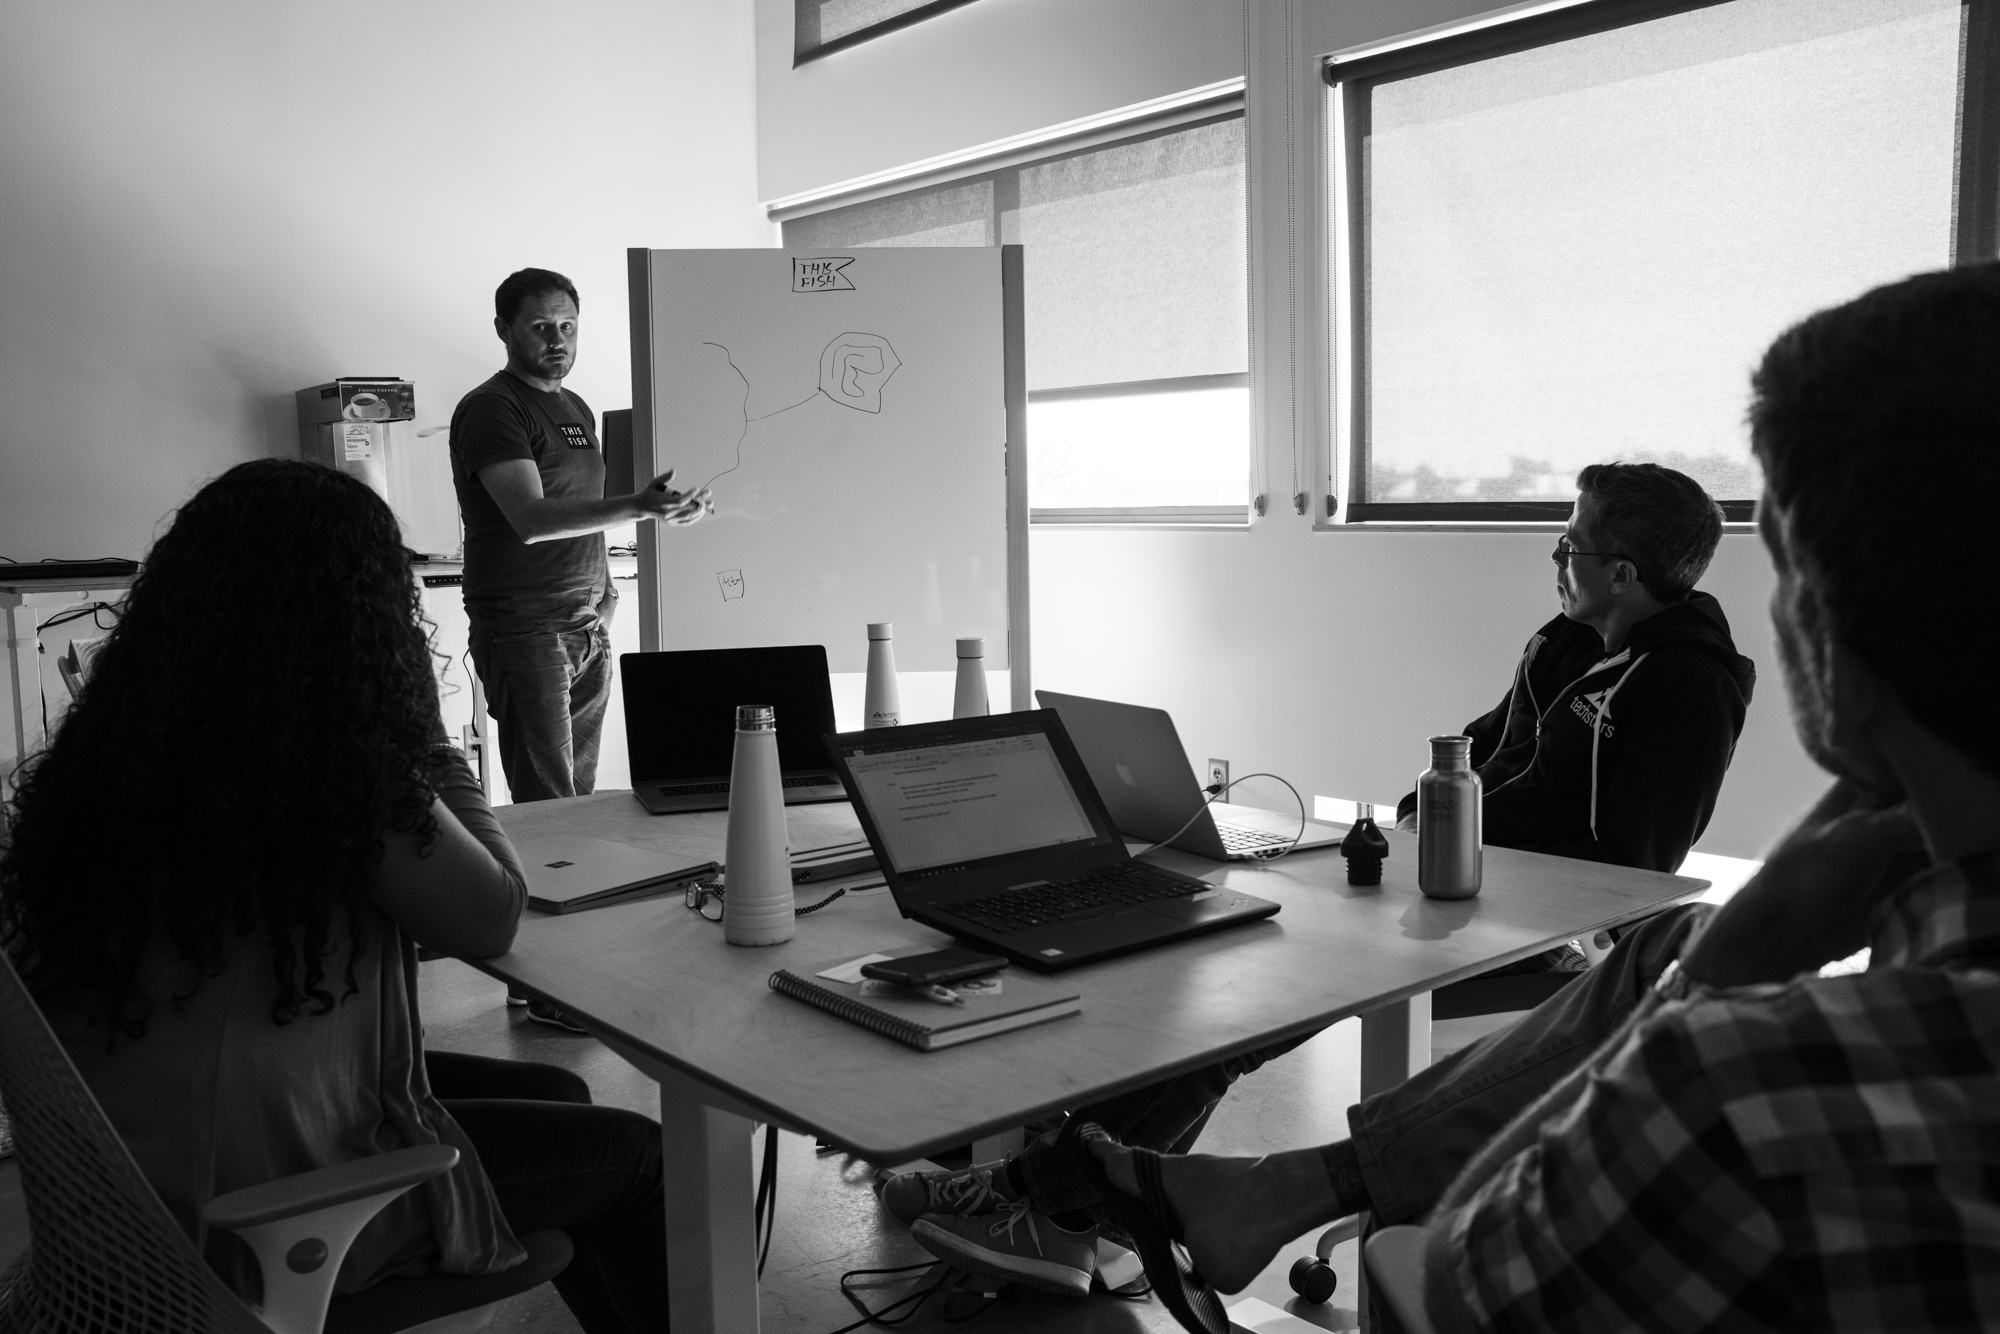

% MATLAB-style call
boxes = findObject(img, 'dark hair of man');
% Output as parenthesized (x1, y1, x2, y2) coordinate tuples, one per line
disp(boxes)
(494, 268, 580, 325)
(1573, 461, 1726, 602)
(0, 460, 443, 1042)
(1749, 262, 2000, 772)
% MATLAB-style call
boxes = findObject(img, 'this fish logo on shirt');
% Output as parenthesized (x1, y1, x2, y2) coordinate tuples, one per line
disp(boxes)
(558, 423, 594, 450)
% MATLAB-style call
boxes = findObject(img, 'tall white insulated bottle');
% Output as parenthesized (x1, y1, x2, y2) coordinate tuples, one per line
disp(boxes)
(952, 637, 989, 718)
(864, 622, 901, 728)
(723, 704, 794, 945)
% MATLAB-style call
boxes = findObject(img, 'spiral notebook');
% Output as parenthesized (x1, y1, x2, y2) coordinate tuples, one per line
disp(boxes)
(769, 957, 1081, 1051)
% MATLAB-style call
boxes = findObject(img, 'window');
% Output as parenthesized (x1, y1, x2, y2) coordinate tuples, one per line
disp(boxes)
(1328, 0, 1988, 523)
(783, 114, 1251, 522)
(794, 0, 981, 65)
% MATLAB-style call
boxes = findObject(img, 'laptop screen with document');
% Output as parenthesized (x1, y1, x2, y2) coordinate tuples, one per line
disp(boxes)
(844, 729, 1098, 872)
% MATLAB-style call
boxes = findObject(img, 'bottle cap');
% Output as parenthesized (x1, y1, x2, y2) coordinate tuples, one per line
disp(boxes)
(1428, 735, 1472, 755)
(736, 704, 776, 731)
(955, 637, 984, 658)
(867, 622, 893, 640)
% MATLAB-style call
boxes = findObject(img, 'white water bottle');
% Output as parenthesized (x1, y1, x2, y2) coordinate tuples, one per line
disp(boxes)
(952, 637, 989, 718)
(864, 622, 901, 728)
(723, 705, 794, 946)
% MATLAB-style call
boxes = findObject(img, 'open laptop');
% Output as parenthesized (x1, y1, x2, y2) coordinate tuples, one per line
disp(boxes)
(622, 646, 848, 814)
(825, 710, 1280, 972)
(1036, 691, 1349, 860)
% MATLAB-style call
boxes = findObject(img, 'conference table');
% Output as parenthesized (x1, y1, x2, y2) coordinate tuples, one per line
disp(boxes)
(485, 793, 1706, 1334)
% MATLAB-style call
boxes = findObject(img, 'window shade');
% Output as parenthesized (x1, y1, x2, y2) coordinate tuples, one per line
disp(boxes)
(784, 116, 1246, 393)
(1348, 0, 1961, 510)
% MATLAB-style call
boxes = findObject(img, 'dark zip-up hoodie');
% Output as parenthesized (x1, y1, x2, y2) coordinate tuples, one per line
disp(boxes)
(1397, 592, 1756, 873)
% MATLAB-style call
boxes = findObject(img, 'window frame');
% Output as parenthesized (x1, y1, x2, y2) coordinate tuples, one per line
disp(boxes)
(794, 0, 982, 67)
(1323, 0, 1997, 527)
(780, 105, 1255, 527)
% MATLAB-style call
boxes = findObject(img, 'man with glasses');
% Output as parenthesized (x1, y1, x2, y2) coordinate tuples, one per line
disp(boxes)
(888, 471, 1756, 1291)
(1394, 462, 1755, 879)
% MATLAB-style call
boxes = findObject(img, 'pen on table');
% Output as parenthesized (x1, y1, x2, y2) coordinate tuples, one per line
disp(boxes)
(918, 984, 964, 1007)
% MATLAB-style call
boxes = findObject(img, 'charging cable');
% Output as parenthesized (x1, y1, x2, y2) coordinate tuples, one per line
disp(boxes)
(1132, 771, 1310, 861)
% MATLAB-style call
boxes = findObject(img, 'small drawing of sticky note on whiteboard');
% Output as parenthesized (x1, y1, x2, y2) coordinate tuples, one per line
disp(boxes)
(717, 570, 745, 601)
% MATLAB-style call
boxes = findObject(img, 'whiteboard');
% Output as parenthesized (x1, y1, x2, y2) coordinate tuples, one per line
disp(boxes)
(628, 248, 1022, 677)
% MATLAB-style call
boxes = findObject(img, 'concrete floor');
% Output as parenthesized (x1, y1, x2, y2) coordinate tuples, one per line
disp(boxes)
(0, 955, 1381, 1333)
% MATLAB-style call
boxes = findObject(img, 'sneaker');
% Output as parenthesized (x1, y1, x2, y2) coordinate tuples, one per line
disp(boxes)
(505, 988, 530, 1008)
(911, 1199, 1096, 1298)
(880, 1161, 1021, 1225)
(525, 998, 589, 1034)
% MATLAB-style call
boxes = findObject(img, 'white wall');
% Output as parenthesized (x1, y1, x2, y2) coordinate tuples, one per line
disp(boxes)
(0, 0, 769, 562)
(755, 0, 1831, 861)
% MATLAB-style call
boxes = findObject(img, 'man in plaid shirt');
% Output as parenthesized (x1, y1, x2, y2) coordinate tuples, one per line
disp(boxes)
(1080, 264, 2000, 1332)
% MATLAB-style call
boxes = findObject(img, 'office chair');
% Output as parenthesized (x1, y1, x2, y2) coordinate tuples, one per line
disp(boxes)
(1361, 1225, 1437, 1334)
(0, 948, 571, 1334)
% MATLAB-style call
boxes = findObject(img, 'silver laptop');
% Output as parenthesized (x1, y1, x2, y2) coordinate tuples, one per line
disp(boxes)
(1035, 691, 1348, 860)
(513, 835, 716, 914)
(825, 710, 1280, 972)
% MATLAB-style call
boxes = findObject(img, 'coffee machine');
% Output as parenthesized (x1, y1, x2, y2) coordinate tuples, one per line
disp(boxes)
(295, 378, 459, 557)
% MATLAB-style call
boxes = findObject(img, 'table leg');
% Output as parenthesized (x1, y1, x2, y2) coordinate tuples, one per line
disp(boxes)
(1358, 993, 1432, 1102)
(969, 1127, 1024, 1163)
(659, 1087, 762, 1334)
(4, 598, 40, 784)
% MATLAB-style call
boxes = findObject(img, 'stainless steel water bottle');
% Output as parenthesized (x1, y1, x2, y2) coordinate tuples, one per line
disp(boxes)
(723, 705, 794, 945)
(952, 637, 989, 718)
(1417, 735, 1482, 899)
(864, 622, 901, 729)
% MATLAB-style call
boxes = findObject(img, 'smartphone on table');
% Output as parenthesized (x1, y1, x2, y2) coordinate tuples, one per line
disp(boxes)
(859, 949, 1008, 988)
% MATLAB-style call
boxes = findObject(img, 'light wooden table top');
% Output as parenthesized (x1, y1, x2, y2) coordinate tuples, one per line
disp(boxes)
(487, 793, 1704, 1162)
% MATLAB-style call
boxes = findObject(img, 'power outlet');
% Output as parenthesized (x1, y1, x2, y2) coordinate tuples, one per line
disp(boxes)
(1207, 758, 1229, 796)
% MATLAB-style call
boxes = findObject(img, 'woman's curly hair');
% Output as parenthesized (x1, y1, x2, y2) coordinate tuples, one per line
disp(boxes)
(1, 459, 442, 1038)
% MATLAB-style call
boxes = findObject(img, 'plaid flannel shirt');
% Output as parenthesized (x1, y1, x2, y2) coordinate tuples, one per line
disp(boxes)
(1441, 851, 2000, 1331)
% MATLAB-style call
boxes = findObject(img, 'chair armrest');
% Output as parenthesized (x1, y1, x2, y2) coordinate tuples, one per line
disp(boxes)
(1363, 1225, 1439, 1334)
(202, 1144, 458, 1229)
(200, 1145, 460, 1334)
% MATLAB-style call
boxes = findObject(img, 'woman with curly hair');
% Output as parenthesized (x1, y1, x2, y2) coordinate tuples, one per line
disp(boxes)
(0, 459, 665, 1333)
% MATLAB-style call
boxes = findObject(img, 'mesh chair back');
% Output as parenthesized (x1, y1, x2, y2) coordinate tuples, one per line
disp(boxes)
(0, 948, 267, 1334)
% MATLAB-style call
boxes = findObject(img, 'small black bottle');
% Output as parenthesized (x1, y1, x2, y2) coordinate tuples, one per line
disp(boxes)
(1340, 807, 1389, 886)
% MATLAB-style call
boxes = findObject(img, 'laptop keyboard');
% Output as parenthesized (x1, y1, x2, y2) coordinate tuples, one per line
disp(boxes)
(1216, 823, 1291, 852)
(946, 864, 1203, 934)
(653, 775, 843, 797)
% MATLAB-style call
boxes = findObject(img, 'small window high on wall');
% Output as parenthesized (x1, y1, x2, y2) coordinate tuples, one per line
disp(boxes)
(783, 114, 1251, 523)
(1327, 0, 1992, 523)
(795, 0, 981, 65)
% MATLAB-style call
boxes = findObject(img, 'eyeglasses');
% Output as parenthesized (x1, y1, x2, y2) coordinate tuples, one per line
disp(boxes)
(1551, 536, 1639, 570)
(684, 881, 725, 922)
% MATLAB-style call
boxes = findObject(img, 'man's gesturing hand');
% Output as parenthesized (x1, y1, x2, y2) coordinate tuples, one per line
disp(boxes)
(1678, 779, 1927, 990)
(636, 469, 713, 527)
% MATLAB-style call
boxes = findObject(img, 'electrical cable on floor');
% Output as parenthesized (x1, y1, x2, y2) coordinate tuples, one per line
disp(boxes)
(1132, 771, 1310, 861)
(826, 1262, 1000, 1333)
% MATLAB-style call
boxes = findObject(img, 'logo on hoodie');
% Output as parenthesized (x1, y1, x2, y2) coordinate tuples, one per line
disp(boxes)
(1570, 687, 1616, 737)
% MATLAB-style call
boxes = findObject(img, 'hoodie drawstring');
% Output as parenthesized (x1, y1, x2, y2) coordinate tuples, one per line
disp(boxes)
(1589, 652, 1649, 839)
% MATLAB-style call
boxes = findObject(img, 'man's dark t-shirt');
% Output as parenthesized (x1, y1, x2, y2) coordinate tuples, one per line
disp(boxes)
(449, 371, 610, 635)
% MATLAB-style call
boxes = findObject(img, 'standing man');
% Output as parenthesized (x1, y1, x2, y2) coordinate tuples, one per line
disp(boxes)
(450, 268, 708, 803)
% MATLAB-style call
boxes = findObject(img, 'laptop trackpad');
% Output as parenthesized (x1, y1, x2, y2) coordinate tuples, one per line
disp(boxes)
(1150, 889, 1257, 922)
(1032, 908, 1183, 954)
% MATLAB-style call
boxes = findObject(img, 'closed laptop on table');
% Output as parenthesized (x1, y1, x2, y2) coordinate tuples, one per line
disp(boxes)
(1036, 690, 1348, 860)
(622, 646, 848, 814)
(825, 710, 1280, 972)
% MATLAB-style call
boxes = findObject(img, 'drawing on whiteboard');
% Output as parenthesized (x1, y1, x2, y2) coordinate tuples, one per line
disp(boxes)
(697, 332, 903, 490)
(717, 569, 745, 601)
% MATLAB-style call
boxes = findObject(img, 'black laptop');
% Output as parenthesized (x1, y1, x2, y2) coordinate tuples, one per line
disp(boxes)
(622, 647, 849, 814)
(824, 710, 1281, 972)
